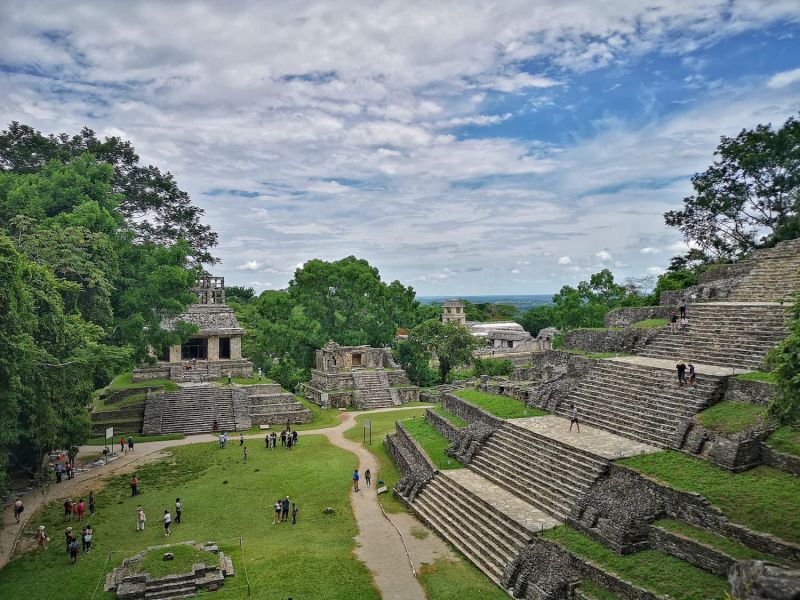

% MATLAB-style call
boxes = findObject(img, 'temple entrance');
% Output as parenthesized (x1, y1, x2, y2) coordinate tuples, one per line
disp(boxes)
(219, 337, 231, 359)
(352, 353, 362, 367)
(181, 337, 208, 360)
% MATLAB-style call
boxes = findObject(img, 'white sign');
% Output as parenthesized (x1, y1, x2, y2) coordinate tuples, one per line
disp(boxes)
(105, 426, 114, 440)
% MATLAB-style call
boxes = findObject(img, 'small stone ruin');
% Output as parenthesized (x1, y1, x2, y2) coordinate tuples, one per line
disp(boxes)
(104, 541, 234, 600)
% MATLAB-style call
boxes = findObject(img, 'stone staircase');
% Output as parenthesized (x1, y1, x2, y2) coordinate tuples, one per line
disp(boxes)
(410, 471, 539, 585)
(639, 303, 788, 370)
(246, 384, 312, 425)
(352, 371, 396, 409)
(468, 422, 608, 520)
(143, 386, 251, 435)
(556, 360, 724, 448)
(169, 363, 210, 383)
(728, 238, 800, 302)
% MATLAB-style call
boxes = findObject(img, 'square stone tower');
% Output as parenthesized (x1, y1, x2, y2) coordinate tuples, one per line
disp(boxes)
(442, 299, 467, 326)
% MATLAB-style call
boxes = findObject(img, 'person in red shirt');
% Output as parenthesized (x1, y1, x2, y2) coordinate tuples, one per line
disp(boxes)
(75, 499, 86, 521)
(64, 499, 73, 522)
(120, 436, 126, 453)
(130, 475, 139, 497)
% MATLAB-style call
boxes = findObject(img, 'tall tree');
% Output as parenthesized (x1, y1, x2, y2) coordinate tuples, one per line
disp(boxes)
(405, 319, 479, 383)
(664, 114, 800, 258)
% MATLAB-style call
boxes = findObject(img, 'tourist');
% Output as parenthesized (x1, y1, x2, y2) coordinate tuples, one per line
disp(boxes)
(227, 371, 233, 385)
(130, 474, 140, 497)
(163, 510, 172, 536)
(292, 430, 298, 446)
(136, 506, 146, 531)
(670, 311, 678, 334)
(271, 432, 277, 448)
(676, 361, 687, 385)
(292, 502, 298, 525)
(679, 297, 687, 318)
(219, 432, 225, 449)
(55, 462, 63, 484)
(75, 498, 86, 521)
(243, 445, 249, 460)
(120, 436, 126, 453)
(273, 500, 281, 525)
(89, 491, 96, 515)
(281, 496, 290, 522)
(222, 431, 228, 448)
(128, 436, 135, 452)
(240, 433, 244, 446)
(67, 530, 79, 564)
(280, 428, 287, 447)
(680, 316, 689, 334)
(82, 525, 92, 552)
(364, 468, 371, 487)
(258, 367, 263, 381)
(13, 498, 24, 523)
(687, 363, 696, 385)
(569, 404, 580, 433)
(37, 525, 48, 552)
(353, 469, 360, 492)
(213, 419, 219, 433)
(287, 435, 294, 451)
(66, 461, 74, 480)
(64, 498, 73, 522)
(64, 527, 73, 552)
(265, 432, 270, 448)
(175, 498, 182, 524)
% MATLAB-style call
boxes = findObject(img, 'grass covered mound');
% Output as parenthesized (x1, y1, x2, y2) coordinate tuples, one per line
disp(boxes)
(652, 519, 774, 561)
(618, 451, 800, 544)
(697, 401, 768, 434)
(433, 407, 467, 428)
(541, 526, 728, 600)
(735, 371, 777, 384)
(454, 390, 548, 419)
(766, 426, 800, 457)
(401, 418, 463, 470)
(128, 544, 211, 578)
(0, 436, 380, 600)
(631, 318, 669, 329)
(101, 371, 180, 394)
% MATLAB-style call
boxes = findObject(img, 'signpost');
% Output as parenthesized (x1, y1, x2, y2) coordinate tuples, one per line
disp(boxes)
(105, 426, 114, 454)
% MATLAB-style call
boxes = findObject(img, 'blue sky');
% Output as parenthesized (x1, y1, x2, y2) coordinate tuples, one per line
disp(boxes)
(1, 1, 800, 295)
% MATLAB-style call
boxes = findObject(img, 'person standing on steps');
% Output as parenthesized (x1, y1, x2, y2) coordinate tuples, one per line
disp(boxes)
(364, 468, 371, 487)
(676, 361, 687, 385)
(680, 315, 689, 334)
(175, 498, 182, 524)
(687, 363, 696, 385)
(670, 310, 678, 334)
(136, 506, 146, 531)
(569, 404, 580, 432)
(679, 297, 687, 318)
(353, 469, 360, 492)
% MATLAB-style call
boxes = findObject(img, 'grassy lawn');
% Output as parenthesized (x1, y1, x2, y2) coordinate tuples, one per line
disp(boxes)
(433, 407, 467, 428)
(401, 419, 463, 471)
(618, 451, 800, 544)
(735, 371, 777, 384)
(454, 390, 548, 419)
(766, 426, 800, 457)
(93, 392, 147, 413)
(84, 433, 186, 446)
(580, 580, 620, 600)
(103, 372, 179, 393)
(541, 526, 728, 600)
(343, 408, 428, 513)
(653, 519, 774, 561)
(418, 558, 509, 600)
(697, 402, 767, 434)
(0, 436, 380, 600)
(129, 543, 211, 578)
(632, 318, 669, 329)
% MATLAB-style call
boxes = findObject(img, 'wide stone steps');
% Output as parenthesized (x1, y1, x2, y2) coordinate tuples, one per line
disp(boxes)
(728, 239, 800, 301)
(154, 387, 240, 434)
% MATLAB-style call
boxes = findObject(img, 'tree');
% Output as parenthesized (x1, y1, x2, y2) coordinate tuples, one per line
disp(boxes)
(768, 292, 800, 424)
(463, 300, 518, 322)
(665, 114, 800, 258)
(406, 319, 479, 383)
(226, 285, 256, 303)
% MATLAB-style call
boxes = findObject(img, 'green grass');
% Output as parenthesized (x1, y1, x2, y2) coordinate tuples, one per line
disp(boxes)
(735, 371, 777, 384)
(653, 519, 773, 561)
(93, 393, 147, 413)
(541, 526, 728, 600)
(401, 419, 463, 471)
(103, 372, 179, 393)
(418, 558, 509, 600)
(213, 376, 274, 386)
(130, 543, 211, 578)
(433, 407, 467, 428)
(454, 390, 548, 419)
(697, 402, 767, 434)
(410, 527, 429, 540)
(631, 318, 669, 329)
(343, 408, 428, 513)
(618, 451, 800, 544)
(290, 396, 342, 431)
(766, 426, 800, 457)
(0, 436, 380, 600)
(580, 580, 621, 600)
(83, 433, 186, 446)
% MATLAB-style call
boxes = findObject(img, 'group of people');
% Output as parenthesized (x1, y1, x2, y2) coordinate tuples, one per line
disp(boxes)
(135, 497, 182, 536)
(265, 426, 299, 450)
(119, 435, 135, 453)
(272, 496, 299, 524)
(669, 298, 690, 334)
(352, 468, 371, 492)
(676, 361, 697, 385)
(63, 495, 94, 521)
(62, 525, 93, 563)
(54, 460, 74, 483)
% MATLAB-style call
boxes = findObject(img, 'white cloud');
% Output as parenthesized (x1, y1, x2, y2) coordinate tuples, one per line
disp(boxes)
(482, 72, 560, 92)
(238, 260, 264, 271)
(646, 266, 665, 275)
(640, 247, 659, 254)
(510, 268, 521, 274)
(558, 256, 572, 265)
(767, 68, 800, 89)
(595, 250, 612, 261)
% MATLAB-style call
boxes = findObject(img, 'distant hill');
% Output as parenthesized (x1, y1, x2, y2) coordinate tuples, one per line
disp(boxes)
(418, 294, 553, 314)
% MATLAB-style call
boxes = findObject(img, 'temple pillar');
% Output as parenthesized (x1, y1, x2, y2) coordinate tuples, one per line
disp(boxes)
(230, 336, 242, 359)
(208, 336, 220, 361)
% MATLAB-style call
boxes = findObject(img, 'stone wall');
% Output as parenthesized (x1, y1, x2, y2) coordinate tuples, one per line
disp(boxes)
(604, 306, 675, 328)
(761, 445, 800, 476)
(563, 327, 661, 354)
(91, 403, 145, 422)
(441, 393, 505, 428)
(659, 273, 745, 306)
(723, 379, 776, 406)
(131, 367, 171, 382)
(102, 385, 164, 404)
(425, 408, 461, 442)
(676, 419, 770, 472)
(648, 525, 733, 576)
(698, 262, 753, 284)
(393, 387, 420, 403)
(396, 421, 438, 475)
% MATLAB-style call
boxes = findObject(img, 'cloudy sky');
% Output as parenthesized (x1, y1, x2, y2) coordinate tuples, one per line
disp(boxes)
(2, 1, 800, 295)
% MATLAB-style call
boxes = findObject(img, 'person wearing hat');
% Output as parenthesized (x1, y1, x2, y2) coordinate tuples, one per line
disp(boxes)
(37, 526, 48, 551)
(64, 527, 73, 552)
(136, 506, 146, 531)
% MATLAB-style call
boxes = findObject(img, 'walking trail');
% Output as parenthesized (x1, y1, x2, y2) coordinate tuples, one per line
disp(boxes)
(0, 405, 448, 600)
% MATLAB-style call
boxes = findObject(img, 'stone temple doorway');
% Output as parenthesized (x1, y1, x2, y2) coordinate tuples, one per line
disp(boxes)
(181, 337, 208, 360)
(352, 353, 363, 367)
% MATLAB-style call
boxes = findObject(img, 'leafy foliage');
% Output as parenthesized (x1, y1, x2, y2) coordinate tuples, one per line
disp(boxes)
(767, 292, 800, 424)
(462, 300, 517, 321)
(402, 319, 480, 383)
(664, 114, 800, 258)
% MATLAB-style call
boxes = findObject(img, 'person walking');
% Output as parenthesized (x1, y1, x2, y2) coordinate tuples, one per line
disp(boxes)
(67, 531, 79, 564)
(687, 363, 696, 385)
(37, 525, 48, 552)
(219, 432, 225, 449)
(676, 361, 687, 385)
(239, 433, 244, 447)
(291, 502, 298, 525)
(82, 525, 92, 552)
(120, 436, 126, 454)
(271, 432, 277, 448)
(66, 461, 74, 480)
(175, 498, 182, 524)
(364, 469, 371, 488)
(679, 297, 687, 318)
(243, 445, 249, 461)
(55, 462, 63, 484)
(89, 491, 96, 515)
(128, 436, 135, 452)
(130, 474, 139, 497)
(258, 367, 263, 381)
(273, 500, 282, 525)
(136, 506, 146, 531)
(265, 433, 270, 449)
(227, 371, 233, 385)
(75, 498, 86, 522)
(569, 404, 580, 433)
(291, 430, 298, 446)
(353, 469, 360, 492)
(680, 315, 689, 334)
(222, 431, 228, 448)
(287, 435, 294, 451)
(163, 510, 172, 536)
(281, 496, 290, 522)
(670, 310, 678, 334)
(13, 498, 24, 523)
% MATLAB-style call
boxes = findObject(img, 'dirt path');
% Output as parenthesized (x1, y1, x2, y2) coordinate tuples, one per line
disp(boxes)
(1, 405, 444, 600)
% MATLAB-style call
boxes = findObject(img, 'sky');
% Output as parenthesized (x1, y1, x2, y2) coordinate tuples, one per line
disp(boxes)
(1, 1, 800, 295)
